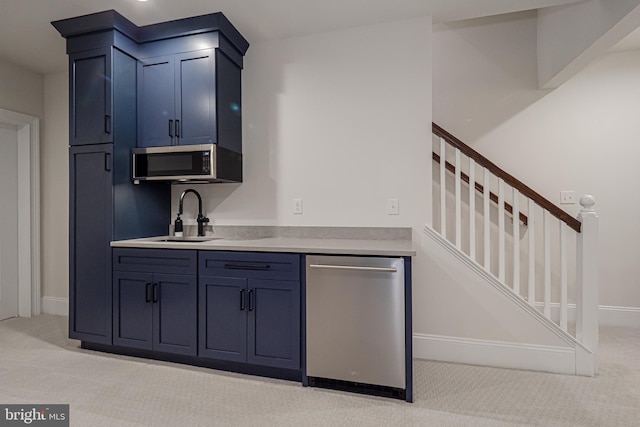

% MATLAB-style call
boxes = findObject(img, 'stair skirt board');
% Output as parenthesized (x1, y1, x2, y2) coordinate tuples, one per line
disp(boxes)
(421, 225, 599, 376)
(423, 225, 579, 348)
(413, 333, 577, 375)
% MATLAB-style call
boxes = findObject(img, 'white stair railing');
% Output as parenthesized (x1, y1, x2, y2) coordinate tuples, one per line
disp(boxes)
(431, 124, 599, 366)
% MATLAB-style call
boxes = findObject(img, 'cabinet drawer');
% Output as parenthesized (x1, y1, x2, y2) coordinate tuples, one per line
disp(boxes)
(199, 251, 300, 281)
(113, 248, 197, 275)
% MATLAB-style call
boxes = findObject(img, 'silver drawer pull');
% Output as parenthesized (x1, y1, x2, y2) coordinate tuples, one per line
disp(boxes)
(309, 264, 397, 273)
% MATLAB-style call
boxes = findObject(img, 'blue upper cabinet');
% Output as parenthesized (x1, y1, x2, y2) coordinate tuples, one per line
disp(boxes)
(138, 48, 242, 152)
(138, 49, 218, 148)
(69, 47, 113, 145)
(138, 55, 175, 147)
(53, 10, 249, 153)
(176, 50, 217, 147)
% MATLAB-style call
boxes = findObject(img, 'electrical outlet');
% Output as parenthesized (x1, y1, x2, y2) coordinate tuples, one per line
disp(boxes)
(560, 191, 576, 205)
(292, 198, 303, 214)
(387, 198, 399, 215)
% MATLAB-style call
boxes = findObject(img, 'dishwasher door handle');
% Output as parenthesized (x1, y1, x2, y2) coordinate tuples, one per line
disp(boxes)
(308, 264, 398, 273)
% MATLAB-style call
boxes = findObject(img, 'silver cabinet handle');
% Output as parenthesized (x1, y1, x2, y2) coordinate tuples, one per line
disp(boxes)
(308, 264, 397, 273)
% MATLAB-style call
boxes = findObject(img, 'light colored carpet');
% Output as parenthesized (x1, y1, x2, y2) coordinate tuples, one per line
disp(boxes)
(0, 315, 638, 426)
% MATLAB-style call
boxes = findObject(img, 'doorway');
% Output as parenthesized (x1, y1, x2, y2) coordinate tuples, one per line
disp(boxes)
(0, 108, 40, 319)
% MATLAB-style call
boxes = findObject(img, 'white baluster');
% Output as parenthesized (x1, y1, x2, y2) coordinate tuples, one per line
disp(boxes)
(469, 159, 476, 261)
(543, 210, 551, 318)
(498, 179, 505, 282)
(560, 222, 568, 331)
(440, 138, 446, 238)
(513, 189, 520, 295)
(483, 169, 490, 270)
(455, 148, 462, 250)
(528, 199, 536, 305)
(576, 195, 599, 376)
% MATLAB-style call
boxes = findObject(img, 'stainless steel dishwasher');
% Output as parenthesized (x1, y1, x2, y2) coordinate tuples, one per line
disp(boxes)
(305, 255, 406, 399)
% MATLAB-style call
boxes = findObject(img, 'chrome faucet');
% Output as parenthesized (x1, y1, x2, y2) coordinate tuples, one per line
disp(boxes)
(175, 189, 209, 236)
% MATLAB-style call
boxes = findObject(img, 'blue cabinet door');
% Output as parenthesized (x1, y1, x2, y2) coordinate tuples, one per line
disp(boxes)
(113, 271, 153, 350)
(198, 275, 247, 362)
(175, 49, 216, 146)
(154, 273, 198, 356)
(138, 49, 218, 147)
(138, 56, 175, 147)
(247, 279, 300, 370)
(69, 145, 113, 344)
(69, 48, 112, 145)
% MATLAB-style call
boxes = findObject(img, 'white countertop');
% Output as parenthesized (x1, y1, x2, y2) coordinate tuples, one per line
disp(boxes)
(110, 235, 416, 257)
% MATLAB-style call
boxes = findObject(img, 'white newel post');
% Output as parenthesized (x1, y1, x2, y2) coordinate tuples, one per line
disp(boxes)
(576, 195, 599, 376)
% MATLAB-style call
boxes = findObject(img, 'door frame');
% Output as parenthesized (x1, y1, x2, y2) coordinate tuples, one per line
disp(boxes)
(0, 108, 40, 317)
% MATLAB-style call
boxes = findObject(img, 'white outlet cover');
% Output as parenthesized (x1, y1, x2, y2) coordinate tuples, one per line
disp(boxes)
(560, 191, 576, 205)
(387, 198, 399, 215)
(292, 198, 303, 214)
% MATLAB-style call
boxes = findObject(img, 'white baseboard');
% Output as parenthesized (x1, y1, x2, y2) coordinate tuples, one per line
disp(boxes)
(413, 333, 577, 375)
(599, 305, 640, 327)
(533, 303, 640, 328)
(41, 296, 68, 316)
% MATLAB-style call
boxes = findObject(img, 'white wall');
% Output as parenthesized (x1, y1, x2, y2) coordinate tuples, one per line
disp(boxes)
(173, 18, 432, 230)
(0, 59, 43, 119)
(42, 72, 69, 301)
(433, 12, 543, 143)
(433, 13, 640, 310)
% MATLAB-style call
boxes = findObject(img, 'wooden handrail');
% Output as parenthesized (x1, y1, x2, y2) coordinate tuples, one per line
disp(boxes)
(433, 123, 581, 233)
(432, 152, 528, 226)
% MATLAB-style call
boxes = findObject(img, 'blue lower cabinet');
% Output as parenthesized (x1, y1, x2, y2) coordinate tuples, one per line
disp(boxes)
(199, 252, 301, 370)
(153, 273, 198, 356)
(111, 249, 301, 372)
(113, 271, 154, 350)
(69, 145, 114, 345)
(247, 279, 300, 369)
(113, 249, 198, 357)
(199, 276, 248, 362)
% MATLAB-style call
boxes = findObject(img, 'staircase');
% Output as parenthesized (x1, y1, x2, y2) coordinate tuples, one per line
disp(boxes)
(426, 123, 599, 376)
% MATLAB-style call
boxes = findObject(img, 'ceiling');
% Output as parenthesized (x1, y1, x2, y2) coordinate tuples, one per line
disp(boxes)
(0, 0, 611, 75)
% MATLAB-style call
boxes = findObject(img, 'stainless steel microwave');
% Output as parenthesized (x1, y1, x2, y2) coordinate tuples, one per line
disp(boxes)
(132, 144, 242, 183)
